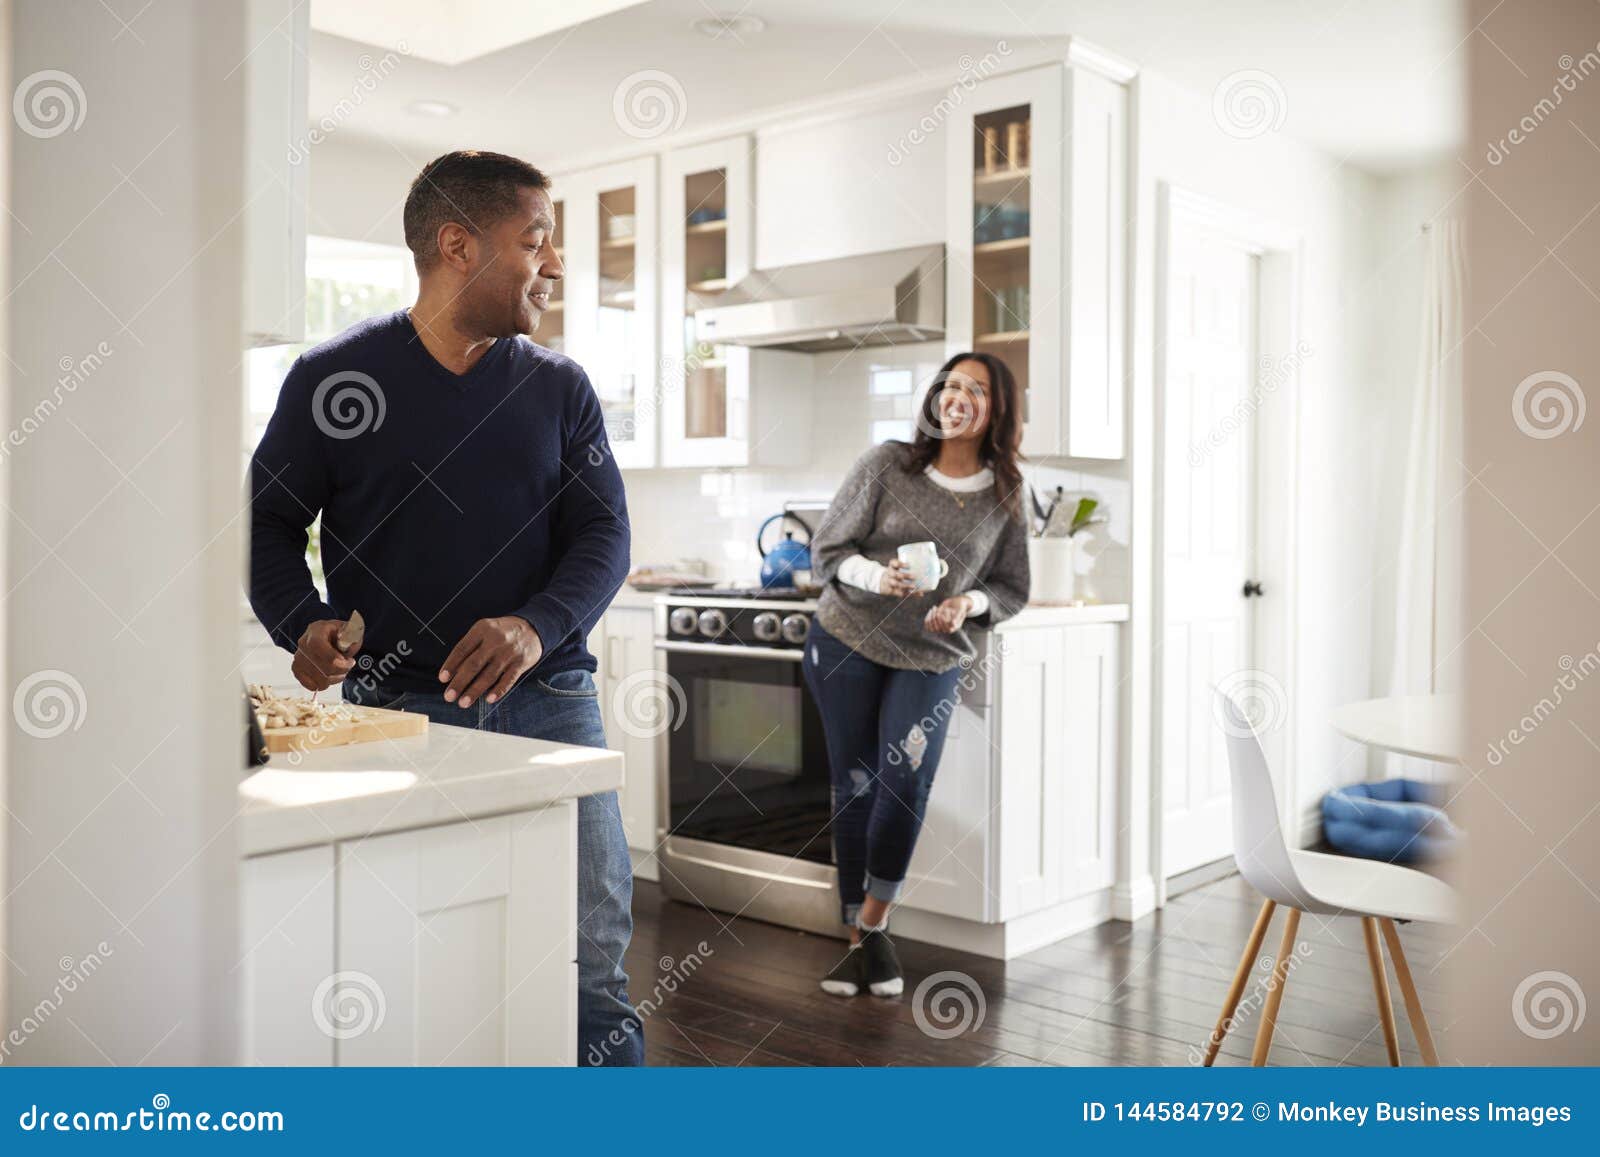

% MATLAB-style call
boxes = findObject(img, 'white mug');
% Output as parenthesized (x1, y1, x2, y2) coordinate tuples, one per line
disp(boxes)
(897, 541, 949, 591)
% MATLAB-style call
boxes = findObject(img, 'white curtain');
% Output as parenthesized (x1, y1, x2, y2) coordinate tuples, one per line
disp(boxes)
(1388, 221, 1464, 765)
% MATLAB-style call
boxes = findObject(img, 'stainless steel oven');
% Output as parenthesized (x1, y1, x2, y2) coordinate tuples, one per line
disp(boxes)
(654, 591, 843, 936)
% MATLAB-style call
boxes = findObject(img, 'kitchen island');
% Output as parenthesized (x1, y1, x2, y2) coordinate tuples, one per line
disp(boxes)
(237, 722, 622, 1066)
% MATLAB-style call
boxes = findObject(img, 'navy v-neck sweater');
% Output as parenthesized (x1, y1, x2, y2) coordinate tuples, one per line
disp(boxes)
(249, 310, 630, 693)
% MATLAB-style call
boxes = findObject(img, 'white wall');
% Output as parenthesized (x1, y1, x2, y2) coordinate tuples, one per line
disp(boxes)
(4, 0, 246, 1063)
(1125, 67, 1423, 877)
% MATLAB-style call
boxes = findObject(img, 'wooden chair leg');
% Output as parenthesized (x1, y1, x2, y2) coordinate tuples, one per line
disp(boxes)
(1362, 917, 1401, 1065)
(1204, 898, 1277, 1065)
(1379, 917, 1440, 1066)
(1250, 907, 1301, 1066)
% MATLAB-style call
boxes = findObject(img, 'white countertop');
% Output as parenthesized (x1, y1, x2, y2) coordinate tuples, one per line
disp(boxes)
(238, 722, 623, 857)
(1002, 602, 1130, 628)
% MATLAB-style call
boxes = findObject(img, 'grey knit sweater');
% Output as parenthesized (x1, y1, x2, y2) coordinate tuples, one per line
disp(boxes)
(811, 441, 1030, 672)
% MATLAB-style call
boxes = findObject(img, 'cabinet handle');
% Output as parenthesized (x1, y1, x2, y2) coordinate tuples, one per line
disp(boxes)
(607, 636, 624, 669)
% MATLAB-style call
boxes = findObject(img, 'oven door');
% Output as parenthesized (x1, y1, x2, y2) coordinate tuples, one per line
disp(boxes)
(658, 640, 832, 864)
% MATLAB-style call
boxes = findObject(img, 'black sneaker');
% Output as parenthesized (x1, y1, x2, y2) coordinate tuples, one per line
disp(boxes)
(858, 929, 904, 997)
(820, 946, 864, 997)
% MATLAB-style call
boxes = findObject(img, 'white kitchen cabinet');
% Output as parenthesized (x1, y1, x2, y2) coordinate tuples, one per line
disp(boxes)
(902, 640, 997, 922)
(240, 845, 335, 1065)
(660, 135, 754, 466)
(897, 617, 1121, 938)
(334, 806, 578, 1065)
(592, 605, 661, 880)
(560, 157, 660, 468)
(945, 63, 1127, 459)
(995, 620, 1120, 917)
(243, 0, 308, 346)
(755, 99, 944, 268)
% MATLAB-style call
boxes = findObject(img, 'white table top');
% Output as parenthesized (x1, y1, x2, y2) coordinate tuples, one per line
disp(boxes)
(238, 721, 623, 857)
(1330, 693, 1462, 764)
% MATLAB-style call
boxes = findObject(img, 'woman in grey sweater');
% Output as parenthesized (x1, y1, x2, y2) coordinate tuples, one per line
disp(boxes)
(802, 351, 1030, 997)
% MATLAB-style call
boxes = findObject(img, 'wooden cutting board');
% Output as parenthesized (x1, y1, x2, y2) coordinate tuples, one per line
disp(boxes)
(261, 704, 428, 755)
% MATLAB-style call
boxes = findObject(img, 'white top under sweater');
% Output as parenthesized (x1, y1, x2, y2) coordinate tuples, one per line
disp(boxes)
(834, 464, 995, 616)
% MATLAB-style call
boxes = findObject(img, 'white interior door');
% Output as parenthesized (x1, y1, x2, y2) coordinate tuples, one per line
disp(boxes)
(1160, 223, 1260, 878)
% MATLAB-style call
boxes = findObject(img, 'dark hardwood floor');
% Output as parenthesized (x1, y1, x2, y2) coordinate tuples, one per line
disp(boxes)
(622, 872, 1454, 1067)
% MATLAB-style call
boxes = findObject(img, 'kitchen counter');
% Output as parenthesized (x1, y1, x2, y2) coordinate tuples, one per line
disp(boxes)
(238, 721, 619, 1065)
(238, 722, 623, 857)
(609, 585, 664, 610)
(1003, 601, 1131, 628)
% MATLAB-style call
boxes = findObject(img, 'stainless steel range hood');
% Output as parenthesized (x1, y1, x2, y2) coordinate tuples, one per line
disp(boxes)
(694, 244, 944, 353)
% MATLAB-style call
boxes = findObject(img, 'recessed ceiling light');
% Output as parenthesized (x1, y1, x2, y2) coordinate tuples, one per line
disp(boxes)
(406, 99, 458, 118)
(692, 14, 765, 39)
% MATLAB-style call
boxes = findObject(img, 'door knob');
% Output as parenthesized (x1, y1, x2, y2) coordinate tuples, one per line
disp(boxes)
(1242, 580, 1264, 598)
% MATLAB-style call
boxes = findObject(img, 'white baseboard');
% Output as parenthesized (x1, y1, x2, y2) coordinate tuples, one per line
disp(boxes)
(893, 889, 1114, 960)
(629, 846, 660, 883)
(1298, 808, 1323, 848)
(1112, 875, 1157, 922)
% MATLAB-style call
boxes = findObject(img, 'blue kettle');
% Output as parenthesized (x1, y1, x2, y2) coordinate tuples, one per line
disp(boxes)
(757, 512, 813, 589)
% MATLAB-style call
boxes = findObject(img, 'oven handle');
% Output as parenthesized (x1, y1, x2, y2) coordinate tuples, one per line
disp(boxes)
(655, 640, 805, 663)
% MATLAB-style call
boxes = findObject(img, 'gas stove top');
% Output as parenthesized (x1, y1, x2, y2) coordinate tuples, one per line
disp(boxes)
(657, 587, 818, 648)
(670, 586, 816, 602)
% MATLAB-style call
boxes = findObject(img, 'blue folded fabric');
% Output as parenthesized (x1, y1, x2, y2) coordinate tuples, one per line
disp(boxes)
(1321, 779, 1460, 863)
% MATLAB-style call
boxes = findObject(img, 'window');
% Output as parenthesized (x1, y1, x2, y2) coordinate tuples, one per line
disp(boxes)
(246, 235, 417, 450)
(245, 236, 416, 599)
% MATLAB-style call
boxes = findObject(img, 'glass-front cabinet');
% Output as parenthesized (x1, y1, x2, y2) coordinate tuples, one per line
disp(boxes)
(538, 196, 565, 355)
(661, 135, 753, 467)
(560, 157, 658, 468)
(947, 64, 1126, 459)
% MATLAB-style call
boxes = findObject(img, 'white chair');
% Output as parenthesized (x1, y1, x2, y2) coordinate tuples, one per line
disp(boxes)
(1203, 691, 1458, 1066)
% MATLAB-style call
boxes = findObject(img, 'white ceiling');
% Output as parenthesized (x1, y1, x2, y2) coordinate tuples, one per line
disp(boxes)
(309, 0, 1465, 175)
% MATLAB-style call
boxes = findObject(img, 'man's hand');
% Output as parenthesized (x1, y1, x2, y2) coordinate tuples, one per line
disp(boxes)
(438, 616, 544, 708)
(923, 595, 973, 635)
(879, 558, 920, 598)
(292, 619, 360, 691)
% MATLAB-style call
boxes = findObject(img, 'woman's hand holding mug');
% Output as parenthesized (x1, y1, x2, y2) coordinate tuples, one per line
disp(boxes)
(879, 558, 919, 597)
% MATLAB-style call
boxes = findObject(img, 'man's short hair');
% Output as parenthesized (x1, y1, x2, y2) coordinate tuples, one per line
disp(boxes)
(402, 150, 550, 272)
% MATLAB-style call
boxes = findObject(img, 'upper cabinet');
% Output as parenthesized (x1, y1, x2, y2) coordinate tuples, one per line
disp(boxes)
(559, 158, 659, 469)
(660, 136, 754, 467)
(946, 63, 1127, 459)
(243, 0, 309, 346)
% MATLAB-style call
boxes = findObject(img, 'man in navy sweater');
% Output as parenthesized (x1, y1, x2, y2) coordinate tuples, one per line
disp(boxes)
(250, 151, 641, 1065)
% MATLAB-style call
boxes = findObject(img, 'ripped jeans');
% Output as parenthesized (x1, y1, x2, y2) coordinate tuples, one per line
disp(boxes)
(801, 621, 964, 926)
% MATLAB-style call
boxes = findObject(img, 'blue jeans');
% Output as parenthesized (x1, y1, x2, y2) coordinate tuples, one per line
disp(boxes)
(801, 622, 963, 926)
(346, 668, 643, 1066)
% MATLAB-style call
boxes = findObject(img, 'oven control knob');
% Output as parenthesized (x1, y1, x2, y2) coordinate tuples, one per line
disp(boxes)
(697, 609, 728, 639)
(669, 606, 699, 635)
(751, 611, 782, 643)
(780, 613, 810, 644)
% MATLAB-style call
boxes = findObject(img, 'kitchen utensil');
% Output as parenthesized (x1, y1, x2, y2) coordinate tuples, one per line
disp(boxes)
(897, 541, 949, 591)
(757, 511, 813, 589)
(1030, 485, 1063, 536)
(336, 610, 365, 654)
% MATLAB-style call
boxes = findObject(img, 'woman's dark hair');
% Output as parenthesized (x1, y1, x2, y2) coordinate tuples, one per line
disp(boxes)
(904, 351, 1025, 520)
